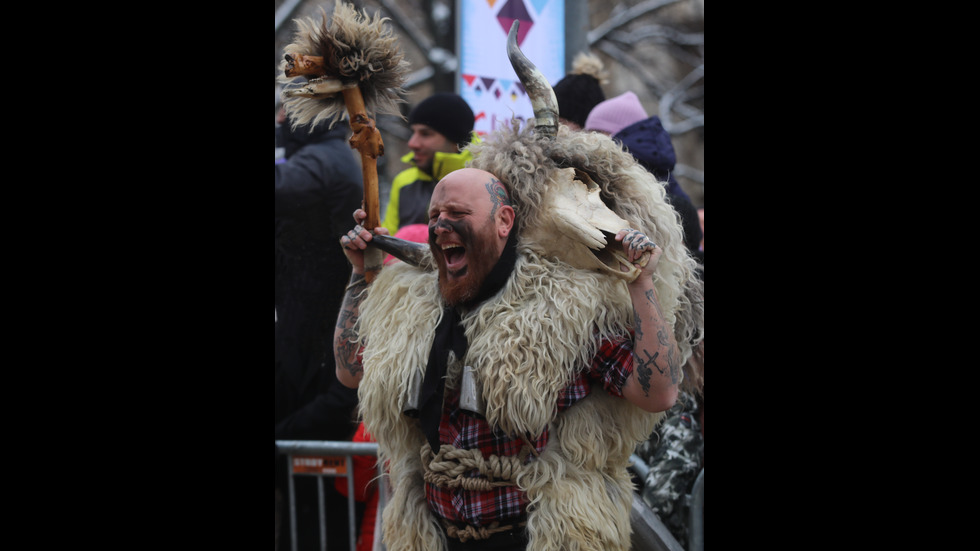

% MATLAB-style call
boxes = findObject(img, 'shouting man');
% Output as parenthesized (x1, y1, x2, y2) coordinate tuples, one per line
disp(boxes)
(335, 161, 699, 550)
(329, 19, 701, 551)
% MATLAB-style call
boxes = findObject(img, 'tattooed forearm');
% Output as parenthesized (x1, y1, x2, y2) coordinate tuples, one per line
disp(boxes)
(336, 329, 363, 378)
(334, 273, 368, 383)
(646, 290, 678, 382)
(633, 306, 661, 395)
(629, 283, 681, 404)
(635, 349, 657, 395)
(345, 273, 367, 296)
(645, 289, 665, 318)
(336, 274, 366, 329)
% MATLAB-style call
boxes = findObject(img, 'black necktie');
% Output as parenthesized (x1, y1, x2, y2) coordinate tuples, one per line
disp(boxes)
(414, 228, 520, 453)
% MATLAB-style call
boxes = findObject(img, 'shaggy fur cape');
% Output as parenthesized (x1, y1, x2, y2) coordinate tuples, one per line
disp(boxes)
(355, 122, 703, 551)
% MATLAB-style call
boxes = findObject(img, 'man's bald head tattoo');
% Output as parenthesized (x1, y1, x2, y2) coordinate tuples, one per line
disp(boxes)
(485, 177, 511, 217)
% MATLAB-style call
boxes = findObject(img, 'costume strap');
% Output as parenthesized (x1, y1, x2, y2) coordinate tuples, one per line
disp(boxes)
(416, 229, 520, 452)
(420, 443, 532, 491)
(417, 307, 466, 452)
(440, 518, 528, 542)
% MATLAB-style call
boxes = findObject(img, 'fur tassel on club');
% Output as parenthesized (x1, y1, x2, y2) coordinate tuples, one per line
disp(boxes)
(278, 0, 410, 130)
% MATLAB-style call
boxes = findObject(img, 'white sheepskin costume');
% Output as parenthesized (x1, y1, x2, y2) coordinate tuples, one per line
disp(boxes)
(354, 122, 703, 551)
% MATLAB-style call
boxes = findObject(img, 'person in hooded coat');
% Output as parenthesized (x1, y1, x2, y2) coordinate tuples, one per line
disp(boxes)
(275, 110, 364, 551)
(585, 93, 703, 268)
(614, 116, 703, 270)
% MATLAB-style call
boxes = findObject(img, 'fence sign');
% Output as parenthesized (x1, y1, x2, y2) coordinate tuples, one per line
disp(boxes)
(291, 455, 348, 475)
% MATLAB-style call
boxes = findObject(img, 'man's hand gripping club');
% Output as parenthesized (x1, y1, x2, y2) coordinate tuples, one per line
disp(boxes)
(339, 208, 390, 276)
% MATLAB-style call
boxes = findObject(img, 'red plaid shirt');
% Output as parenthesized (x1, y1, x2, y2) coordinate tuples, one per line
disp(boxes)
(424, 332, 635, 527)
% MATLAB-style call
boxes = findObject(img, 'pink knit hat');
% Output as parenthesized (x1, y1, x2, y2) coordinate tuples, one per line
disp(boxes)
(584, 91, 648, 136)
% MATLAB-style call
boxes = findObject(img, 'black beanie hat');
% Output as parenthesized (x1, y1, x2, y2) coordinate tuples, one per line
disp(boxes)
(408, 93, 475, 147)
(553, 73, 605, 128)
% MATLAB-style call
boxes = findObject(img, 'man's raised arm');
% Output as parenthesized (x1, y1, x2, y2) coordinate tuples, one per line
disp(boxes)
(334, 209, 386, 388)
(334, 272, 368, 388)
(616, 229, 681, 413)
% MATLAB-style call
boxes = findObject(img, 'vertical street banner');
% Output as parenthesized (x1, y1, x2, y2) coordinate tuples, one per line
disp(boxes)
(458, 0, 565, 137)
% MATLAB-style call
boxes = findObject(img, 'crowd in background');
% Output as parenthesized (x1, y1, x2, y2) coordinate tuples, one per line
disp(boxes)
(275, 54, 703, 550)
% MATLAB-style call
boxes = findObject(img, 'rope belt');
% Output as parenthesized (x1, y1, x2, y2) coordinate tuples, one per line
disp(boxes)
(439, 518, 528, 542)
(421, 442, 536, 541)
(420, 443, 532, 491)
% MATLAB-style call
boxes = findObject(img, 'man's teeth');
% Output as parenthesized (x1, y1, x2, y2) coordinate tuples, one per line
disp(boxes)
(442, 244, 461, 250)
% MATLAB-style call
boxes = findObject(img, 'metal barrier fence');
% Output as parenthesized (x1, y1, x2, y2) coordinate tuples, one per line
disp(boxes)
(276, 440, 388, 551)
(689, 469, 704, 551)
(276, 442, 701, 551)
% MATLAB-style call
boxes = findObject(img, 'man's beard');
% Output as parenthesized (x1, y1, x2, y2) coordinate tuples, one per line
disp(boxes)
(431, 219, 498, 307)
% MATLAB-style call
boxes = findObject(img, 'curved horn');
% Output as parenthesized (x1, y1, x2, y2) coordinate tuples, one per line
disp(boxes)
(507, 20, 559, 139)
(370, 234, 434, 271)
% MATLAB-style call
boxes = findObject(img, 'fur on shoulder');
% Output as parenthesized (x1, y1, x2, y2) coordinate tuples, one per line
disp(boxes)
(468, 122, 704, 393)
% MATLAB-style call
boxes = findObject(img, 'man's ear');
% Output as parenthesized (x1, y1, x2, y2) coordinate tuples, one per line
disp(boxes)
(498, 205, 515, 238)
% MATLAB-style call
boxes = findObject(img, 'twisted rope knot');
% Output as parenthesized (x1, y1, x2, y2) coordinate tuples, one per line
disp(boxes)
(420, 443, 533, 490)
(440, 518, 527, 542)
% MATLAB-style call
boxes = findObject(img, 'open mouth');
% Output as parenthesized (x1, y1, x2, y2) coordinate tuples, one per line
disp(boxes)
(441, 243, 467, 275)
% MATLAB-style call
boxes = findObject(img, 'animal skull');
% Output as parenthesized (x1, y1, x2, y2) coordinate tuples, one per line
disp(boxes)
(523, 168, 645, 281)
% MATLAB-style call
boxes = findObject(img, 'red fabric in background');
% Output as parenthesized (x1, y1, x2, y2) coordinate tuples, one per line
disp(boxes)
(335, 423, 379, 551)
